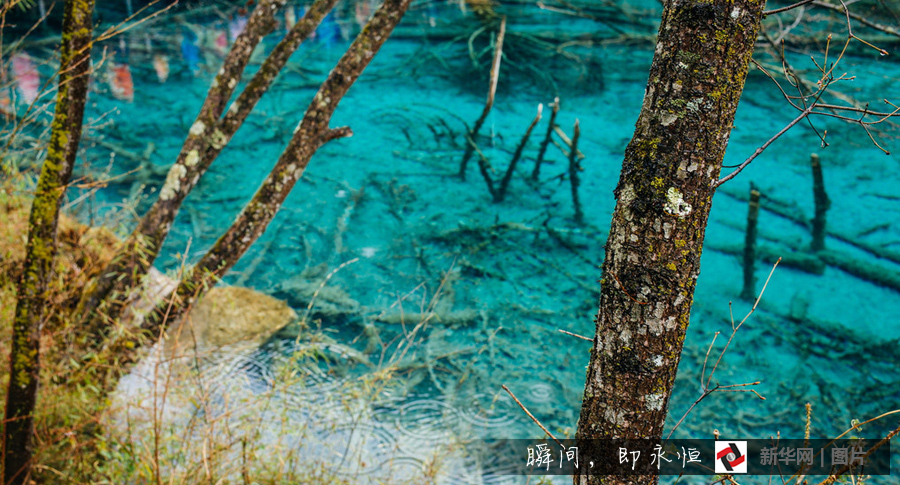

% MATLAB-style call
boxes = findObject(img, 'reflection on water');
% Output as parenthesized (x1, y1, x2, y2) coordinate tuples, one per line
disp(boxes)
(27, 0, 897, 481)
(111, 332, 544, 483)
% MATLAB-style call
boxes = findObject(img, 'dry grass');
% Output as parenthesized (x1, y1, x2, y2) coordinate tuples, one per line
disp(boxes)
(1, 183, 468, 483)
(0, 184, 126, 482)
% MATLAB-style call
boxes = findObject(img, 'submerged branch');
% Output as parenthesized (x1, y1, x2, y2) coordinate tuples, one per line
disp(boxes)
(459, 17, 506, 180)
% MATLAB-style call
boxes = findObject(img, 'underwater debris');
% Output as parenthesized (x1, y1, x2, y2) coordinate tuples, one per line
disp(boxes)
(741, 184, 760, 300)
(531, 97, 559, 181)
(374, 308, 480, 328)
(810, 153, 830, 252)
(153, 54, 170, 83)
(567, 119, 584, 224)
(274, 264, 361, 321)
(464, 0, 500, 22)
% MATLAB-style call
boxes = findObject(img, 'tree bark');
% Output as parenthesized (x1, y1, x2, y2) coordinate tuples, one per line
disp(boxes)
(80, 0, 340, 330)
(107, 0, 412, 351)
(3, 1, 95, 482)
(575, 1, 765, 484)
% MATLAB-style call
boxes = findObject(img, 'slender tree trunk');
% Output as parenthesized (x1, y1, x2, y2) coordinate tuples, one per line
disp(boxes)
(575, 1, 765, 484)
(80, 0, 339, 330)
(79, 0, 283, 325)
(103, 0, 412, 355)
(3, 1, 95, 482)
(155, 0, 412, 323)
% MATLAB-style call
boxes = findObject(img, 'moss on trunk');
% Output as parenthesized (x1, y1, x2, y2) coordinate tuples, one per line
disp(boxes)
(575, 1, 766, 484)
(150, 0, 413, 332)
(3, 0, 96, 482)
(80, 0, 294, 329)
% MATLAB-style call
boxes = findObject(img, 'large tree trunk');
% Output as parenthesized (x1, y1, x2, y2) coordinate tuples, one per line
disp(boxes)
(3, 0, 95, 482)
(575, 1, 765, 484)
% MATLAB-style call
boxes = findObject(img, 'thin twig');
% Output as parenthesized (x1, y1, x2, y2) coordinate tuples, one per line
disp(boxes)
(558, 329, 592, 341)
(814, 417, 900, 485)
(301, 258, 360, 325)
(613, 272, 649, 305)
(666, 260, 780, 440)
(705, 258, 781, 389)
(764, 0, 815, 16)
(715, 108, 813, 187)
(812, 0, 900, 39)
(502, 385, 563, 447)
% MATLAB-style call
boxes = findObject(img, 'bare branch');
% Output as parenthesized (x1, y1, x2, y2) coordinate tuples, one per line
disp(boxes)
(715, 108, 814, 187)
(145, 0, 414, 331)
(502, 385, 563, 447)
(812, 0, 900, 39)
(558, 329, 592, 341)
(764, 0, 815, 17)
(459, 17, 507, 180)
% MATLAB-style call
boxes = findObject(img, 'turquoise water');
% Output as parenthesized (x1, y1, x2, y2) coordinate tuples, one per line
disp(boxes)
(22, 0, 898, 481)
